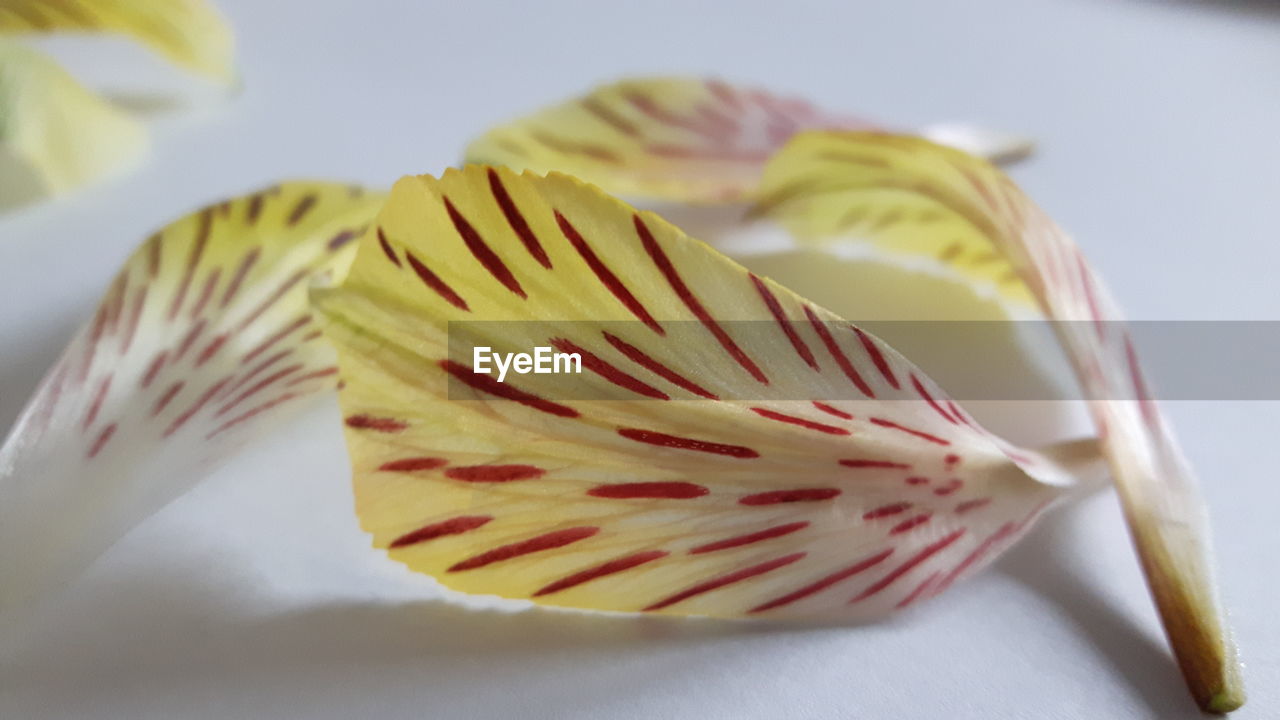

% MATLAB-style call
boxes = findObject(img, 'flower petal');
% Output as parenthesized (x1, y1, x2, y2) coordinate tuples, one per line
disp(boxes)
(752, 131, 1243, 711)
(465, 77, 1031, 205)
(0, 40, 147, 209)
(0, 181, 383, 636)
(313, 165, 1097, 619)
(0, 0, 236, 83)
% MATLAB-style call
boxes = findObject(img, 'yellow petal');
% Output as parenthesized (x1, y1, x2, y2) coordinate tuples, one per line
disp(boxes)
(314, 165, 1096, 619)
(466, 77, 1032, 205)
(0, 181, 384, 640)
(0, 39, 147, 209)
(0, 0, 235, 83)
(751, 131, 1243, 712)
(465, 77, 879, 203)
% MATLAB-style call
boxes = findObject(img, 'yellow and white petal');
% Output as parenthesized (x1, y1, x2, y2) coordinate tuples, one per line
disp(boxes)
(0, 0, 235, 83)
(0, 39, 147, 208)
(314, 165, 1094, 620)
(465, 77, 1031, 204)
(0, 181, 383, 637)
(752, 132, 1243, 712)
(465, 77, 878, 204)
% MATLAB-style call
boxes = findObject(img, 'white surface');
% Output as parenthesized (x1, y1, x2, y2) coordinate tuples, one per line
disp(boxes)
(1, 1, 1278, 718)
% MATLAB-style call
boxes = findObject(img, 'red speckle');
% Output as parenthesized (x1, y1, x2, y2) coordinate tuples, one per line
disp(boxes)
(445, 465, 545, 483)
(86, 422, 117, 459)
(739, 488, 840, 505)
(376, 228, 402, 267)
(448, 526, 599, 572)
(852, 326, 899, 389)
(863, 503, 912, 520)
(556, 211, 663, 335)
(644, 552, 806, 611)
(750, 548, 893, 613)
(379, 457, 448, 472)
(488, 169, 551, 269)
(534, 550, 668, 597)
(933, 479, 964, 496)
(911, 373, 959, 425)
(617, 427, 757, 458)
(811, 401, 852, 420)
(444, 196, 525, 298)
(405, 251, 471, 312)
(636, 216, 767, 385)
(905, 476, 929, 486)
(870, 417, 951, 446)
(689, 521, 810, 555)
(839, 459, 910, 470)
(345, 414, 408, 432)
(389, 515, 492, 549)
(955, 498, 992, 514)
(603, 332, 717, 399)
(240, 315, 309, 365)
(805, 306, 874, 397)
(550, 338, 668, 400)
(751, 273, 816, 370)
(588, 482, 708, 499)
(442, 360, 579, 418)
(889, 513, 933, 535)
(849, 528, 966, 603)
(750, 407, 849, 435)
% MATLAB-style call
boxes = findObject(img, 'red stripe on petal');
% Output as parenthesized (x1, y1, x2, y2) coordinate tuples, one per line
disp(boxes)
(556, 212, 663, 335)
(849, 529, 966, 603)
(750, 407, 849, 435)
(445, 465, 545, 483)
(442, 360, 580, 418)
(805, 306, 874, 397)
(644, 552, 806, 611)
(389, 515, 492, 549)
(443, 196, 525, 298)
(740, 488, 840, 505)
(617, 428, 758, 458)
(448, 526, 599, 572)
(636, 216, 767, 384)
(587, 482, 708, 499)
(689, 521, 810, 555)
(534, 550, 669, 597)
(750, 548, 893, 613)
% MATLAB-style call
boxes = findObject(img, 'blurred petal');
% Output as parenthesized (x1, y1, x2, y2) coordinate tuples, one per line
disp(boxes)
(313, 165, 1100, 619)
(752, 132, 1243, 712)
(0, 0, 235, 83)
(466, 77, 1030, 204)
(0, 40, 147, 209)
(0, 182, 383, 638)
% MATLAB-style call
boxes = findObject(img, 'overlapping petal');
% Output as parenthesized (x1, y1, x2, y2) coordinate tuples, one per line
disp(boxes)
(0, 181, 383, 635)
(752, 131, 1242, 711)
(313, 165, 1099, 618)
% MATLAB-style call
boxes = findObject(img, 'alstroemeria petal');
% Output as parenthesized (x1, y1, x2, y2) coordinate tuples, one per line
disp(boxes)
(0, 182, 383, 636)
(752, 132, 1243, 712)
(0, 39, 147, 208)
(0, 0, 235, 83)
(313, 165, 1097, 619)
(465, 77, 1031, 205)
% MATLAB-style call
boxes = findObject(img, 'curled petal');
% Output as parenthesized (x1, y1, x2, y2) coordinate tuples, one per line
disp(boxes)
(0, 182, 383, 639)
(752, 132, 1243, 712)
(313, 165, 1099, 619)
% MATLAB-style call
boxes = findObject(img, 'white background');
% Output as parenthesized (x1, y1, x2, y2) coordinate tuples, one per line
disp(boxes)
(1, 1, 1277, 718)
